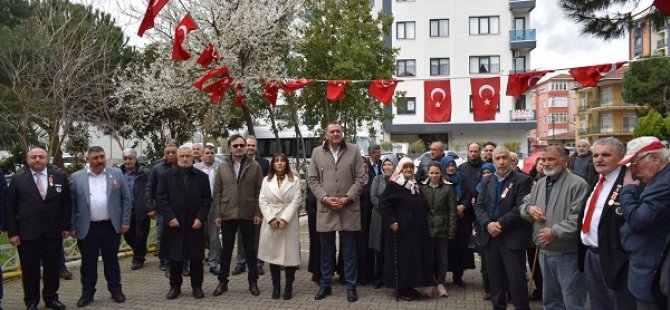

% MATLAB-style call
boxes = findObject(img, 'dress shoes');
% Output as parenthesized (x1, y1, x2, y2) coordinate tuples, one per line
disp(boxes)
(283, 285, 293, 300)
(249, 281, 260, 296)
(193, 287, 205, 299)
(45, 299, 66, 310)
(209, 267, 219, 275)
(131, 261, 144, 270)
(314, 287, 332, 300)
(271, 286, 281, 299)
(231, 266, 245, 275)
(76, 294, 94, 308)
(182, 265, 191, 277)
(212, 282, 228, 296)
(166, 287, 181, 300)
(59, 267, 73, 280)
(347, 289, 358, 302)
(110, 290, 126, 303)
(26, 305, 38, 310)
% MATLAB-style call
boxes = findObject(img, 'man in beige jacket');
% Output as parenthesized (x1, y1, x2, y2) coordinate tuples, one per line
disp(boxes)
(308, 122, 366, 303)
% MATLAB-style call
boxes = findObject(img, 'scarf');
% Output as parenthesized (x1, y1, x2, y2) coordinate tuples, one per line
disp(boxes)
(390, 157, 420, 195)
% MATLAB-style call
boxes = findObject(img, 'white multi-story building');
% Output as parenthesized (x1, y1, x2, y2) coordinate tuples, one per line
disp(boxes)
(372, 0, 537, 156)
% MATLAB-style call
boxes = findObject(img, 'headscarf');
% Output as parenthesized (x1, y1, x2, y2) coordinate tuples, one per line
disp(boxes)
(390, 157, 419, 195)
(476, 163, 496, 193)
(441, 156, 463, 200)
(380, 154, 398, 177)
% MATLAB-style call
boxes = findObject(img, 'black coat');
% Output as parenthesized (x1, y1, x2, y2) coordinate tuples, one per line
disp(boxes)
(6, 170, 71, 240)
(120, 164, 150, 220)
(379, 181, 434, 288)
(255, 156, 270, 176)
(156, 167, 212, 261)
(577, 165, 629, 290)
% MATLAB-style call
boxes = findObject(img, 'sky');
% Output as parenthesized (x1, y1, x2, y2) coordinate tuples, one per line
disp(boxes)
(75, 0, 650, 72)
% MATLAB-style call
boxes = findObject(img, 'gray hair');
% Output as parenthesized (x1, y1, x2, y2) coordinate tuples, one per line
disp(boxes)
(509, 152, 518, 160)
(178, 145, 192, 152)
(86, 146, 105, 157)
(546, 145, 569, 160)
(592, 137, 625, 158)
(122, 148, 137, 158)
(577, 139, 591, 147)
(246, 135, 257, 143)
(492, 146, 510, 156)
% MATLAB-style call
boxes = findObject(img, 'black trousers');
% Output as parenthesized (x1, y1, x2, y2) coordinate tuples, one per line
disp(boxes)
(170, 260, 203, 289)
(218, 219, 259, 283)
(17, 237, 61, 306)
(486, 238, 530, 310)
(77, 221, 122, 296)
(123, 213, 150, 263)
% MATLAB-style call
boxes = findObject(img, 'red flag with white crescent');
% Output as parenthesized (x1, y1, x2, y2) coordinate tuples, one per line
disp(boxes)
(282, 79, 314, 94)
(569, 62, 626, 87)
(137, 0, 169, 37)
(326, 80, 351, 101)
(234, 83, 244, 106)
(368, 79, 401, 105)
(193, 67, 229, 90)
(196, 43, 220, 68)
(655, 0, 670, 15)
(424, 80, 452, 123)
(506, 70, 553, 97)
(203, 76, 234, 104)
(263, 80, 280, 107)
(172, 14, 198, 61)
(470, 77, 500, 121)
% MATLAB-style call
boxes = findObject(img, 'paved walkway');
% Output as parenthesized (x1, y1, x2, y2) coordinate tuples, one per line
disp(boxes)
(2, 218, 544, 309)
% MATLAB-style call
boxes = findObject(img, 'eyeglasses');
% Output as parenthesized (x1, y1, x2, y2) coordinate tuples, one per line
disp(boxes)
(231, 144, 246, 148)
(631, 152, 651, 167)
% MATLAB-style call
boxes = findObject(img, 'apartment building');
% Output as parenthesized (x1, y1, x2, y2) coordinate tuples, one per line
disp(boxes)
(530, 73, 577, 148)
(629, 13, 670, 58)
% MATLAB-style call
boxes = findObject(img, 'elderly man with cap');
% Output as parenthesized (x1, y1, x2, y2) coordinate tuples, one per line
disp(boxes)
(619, 136, 670, 310)
(120, 148, 151, 270)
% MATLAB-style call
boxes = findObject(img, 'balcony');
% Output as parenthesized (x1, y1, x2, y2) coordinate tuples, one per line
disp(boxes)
(509, 0, 536, 11)
(658, 38, 667, 49)
(582, 125, 636, 136)
(578, 100, 640, 113)
(510, 109, 536, 121)
(509, 29, 536, 50)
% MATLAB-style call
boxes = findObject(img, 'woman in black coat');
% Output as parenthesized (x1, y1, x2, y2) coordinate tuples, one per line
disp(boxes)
(379, 157, 434, 301)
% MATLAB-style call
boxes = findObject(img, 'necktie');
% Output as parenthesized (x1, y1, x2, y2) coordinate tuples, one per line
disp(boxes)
(35, 172, 46, 200)
(582, 176, 605, 234)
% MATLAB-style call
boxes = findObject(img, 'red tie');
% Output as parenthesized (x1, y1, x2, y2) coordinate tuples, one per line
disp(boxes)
(582, 176, 605, 234)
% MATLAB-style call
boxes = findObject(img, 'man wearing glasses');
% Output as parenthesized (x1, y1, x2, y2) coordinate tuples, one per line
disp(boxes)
(212, 134, 264, 297)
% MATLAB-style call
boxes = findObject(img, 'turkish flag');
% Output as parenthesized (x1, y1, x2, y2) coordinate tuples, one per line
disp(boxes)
(569, 62, 626, 87)
(263, 80, 280, 107)
(423, 80, 452, 123)
(172, 14, 198, 61)
(203, 76, 234, 104)
(506, 70, 553, 97)
(137, 0, 169, 37)
(234, 83, 244, 106)
(656, 0, 670, 15)
(193, 67, 229, 90)
(326, 80, 351, 101)
(368, 79, 401, 105)
(470, 77, 500, 121)
(282, 79, 314, 94)
(196, 43, 220, 68)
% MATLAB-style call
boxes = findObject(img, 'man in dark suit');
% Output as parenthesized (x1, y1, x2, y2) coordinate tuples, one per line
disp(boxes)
(6, 147, 70, 310)
(475, 146, 533, 310)
(119, 148, 151, 270)
(576, 137, 635, 310)
(156, 145, 212, 300)
(70, 146, 131, 308)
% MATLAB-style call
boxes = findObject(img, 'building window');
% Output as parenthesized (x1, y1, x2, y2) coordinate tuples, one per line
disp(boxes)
(550, 81, 568, 91)
(430, 58, 450, 76)
(396, 97, 416, 114)
(548, 97, 568, 107)
(601, 113, 613, 133)
(430, 19, 449, 37)
(469, 16, 499, 35)
(513, 56, 526, 72)
(548, 113, 568, 124)
(396, 59, 416, 77)
(469, 56, 500, 74)
(396, 21, 415, 39)
(514, 95, 526, 110)
(623, 113, 638, 132)
(601, 88, 613, 106)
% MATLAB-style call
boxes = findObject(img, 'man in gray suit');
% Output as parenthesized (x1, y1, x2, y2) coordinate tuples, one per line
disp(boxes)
(70, 146, 131, 308)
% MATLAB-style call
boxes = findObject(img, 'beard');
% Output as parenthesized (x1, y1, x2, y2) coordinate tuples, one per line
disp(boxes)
(543, 165, 564, 177)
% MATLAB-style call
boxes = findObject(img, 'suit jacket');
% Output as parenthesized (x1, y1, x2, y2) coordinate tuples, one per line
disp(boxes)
(70, 167, 132, 240)
(6, 169, 71, 240)
(255, 156, 270, 177)
(475, 170, 533, 250)
(577, 165, 629, 290)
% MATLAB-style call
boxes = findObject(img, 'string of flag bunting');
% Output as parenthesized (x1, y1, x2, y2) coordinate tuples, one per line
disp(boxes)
(137, 0, 670, 123)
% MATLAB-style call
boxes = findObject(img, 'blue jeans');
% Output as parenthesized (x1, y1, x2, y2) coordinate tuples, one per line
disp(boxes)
(320, 231, 357, 290)
(539, 251, 586, 310)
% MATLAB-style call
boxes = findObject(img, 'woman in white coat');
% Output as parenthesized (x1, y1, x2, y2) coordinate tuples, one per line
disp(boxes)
(257, 153, 302, 300)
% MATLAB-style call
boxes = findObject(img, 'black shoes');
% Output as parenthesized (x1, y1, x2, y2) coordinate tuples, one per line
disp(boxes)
(271, 286, 281, 299)
(249, 281, 260, 296)
(314, 287, 332, 300)
(193, 287, 205, 299)
(212, 281, 228, 296)
(209, 267, 219, 275)
(131, 261, 144, 270)
(347, 289, 358, 302)
(257, 266, 265, 275)
(283, 285, 293, 300)
(111, 291, 126, 303)
(45, 299, 66, 310)
(453, 277, 466, 287)
(59, 267, 73, 280)
(76, 294, 94, 308)
(26, 304, 38, 310)
(183, 265, 191, 277)
(231, 266, 245, 275)
(166, 287, 181, 300)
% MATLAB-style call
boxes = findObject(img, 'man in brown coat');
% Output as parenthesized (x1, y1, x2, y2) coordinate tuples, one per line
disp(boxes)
(211, 134, 263, 298)
(308, 122, 366, 302)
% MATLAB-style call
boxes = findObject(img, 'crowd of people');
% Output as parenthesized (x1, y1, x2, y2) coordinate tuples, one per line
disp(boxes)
(1, 123, 670, 310)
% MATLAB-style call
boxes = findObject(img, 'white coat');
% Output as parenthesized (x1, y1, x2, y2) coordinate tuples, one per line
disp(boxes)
(257, 174, 302, 267)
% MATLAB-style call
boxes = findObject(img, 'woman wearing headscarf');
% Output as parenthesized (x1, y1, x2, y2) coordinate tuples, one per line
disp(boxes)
(442, 156, 475, 287)
(379, 157, 434, 301)
(369, 154, 398, 288)
(420, 161, 458, 297)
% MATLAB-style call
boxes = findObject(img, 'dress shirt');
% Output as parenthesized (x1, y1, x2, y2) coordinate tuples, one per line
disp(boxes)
(87, 168, 110, 221)
(580, 166, 622, 247)
(197, 163, 218, 195)
(30, 168, 48, 195)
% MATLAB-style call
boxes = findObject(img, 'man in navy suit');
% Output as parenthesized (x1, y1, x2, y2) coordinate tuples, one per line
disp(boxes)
(6, 147, 70, 310)
(70, 146, 131, 307)
(475, 146, 533, 310)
